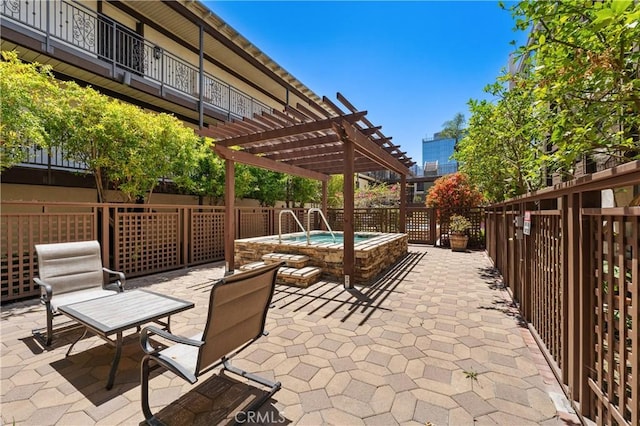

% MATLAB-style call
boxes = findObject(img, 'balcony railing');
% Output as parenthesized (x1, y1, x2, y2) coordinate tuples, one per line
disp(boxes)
(0, 0, 272, 125)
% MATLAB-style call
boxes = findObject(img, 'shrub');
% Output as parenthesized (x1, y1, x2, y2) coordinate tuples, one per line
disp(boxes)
(425, 172, 484, 216)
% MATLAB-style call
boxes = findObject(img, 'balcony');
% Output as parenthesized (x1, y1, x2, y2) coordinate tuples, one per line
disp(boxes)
(1, 1, 272, 170)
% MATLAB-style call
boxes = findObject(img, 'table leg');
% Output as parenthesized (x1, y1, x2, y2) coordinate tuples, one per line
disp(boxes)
(106, 332, 122, 390)
(66, 327, 89, 357)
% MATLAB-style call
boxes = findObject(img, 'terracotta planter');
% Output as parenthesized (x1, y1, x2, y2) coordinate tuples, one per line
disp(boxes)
(449, 233, 469, 252)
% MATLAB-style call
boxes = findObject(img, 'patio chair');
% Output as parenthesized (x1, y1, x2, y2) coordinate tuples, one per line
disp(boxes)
(33, 240, 125, 345)
(140, 261, 284, 425)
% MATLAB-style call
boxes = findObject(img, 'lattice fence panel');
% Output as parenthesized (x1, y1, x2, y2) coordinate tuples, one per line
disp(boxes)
(386, 209, 400, 233)
(115, 212, 180, 276)
(1, 212, 96, 302)
(191, 211, 225, 264)
(530, 213, 563, 370)
(327, 209, 345, 231)
(591, 214, 639, 426)
(353, 209, 385, 232)
(406, 208, 435, 244)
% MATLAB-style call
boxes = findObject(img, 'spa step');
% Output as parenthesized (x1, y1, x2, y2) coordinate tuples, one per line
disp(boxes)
(262, 253, 310, 268)
(239, 261, 270, 271)
(239, 261, 321, 288)
(277, 266, 322, 288)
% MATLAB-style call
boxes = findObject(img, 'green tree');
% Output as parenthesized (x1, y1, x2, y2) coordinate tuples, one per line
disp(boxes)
(0, 51, 65, 170)
(285, 176, 321, 208)
(248, 168, 286, 207)
(440, 112, 466, 144)
(62, 88, 201, 203)
(510, 0, 640, 172)
(454, 77, 542, 202)
(327, 175, 344, 207)
(460, 1, 639, 200)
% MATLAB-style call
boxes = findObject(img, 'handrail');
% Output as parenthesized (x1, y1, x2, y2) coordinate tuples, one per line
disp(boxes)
(307, 208, 336, 243)
(278, 210, 306, 244)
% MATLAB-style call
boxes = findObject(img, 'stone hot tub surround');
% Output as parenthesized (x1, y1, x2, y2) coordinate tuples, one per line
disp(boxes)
(234, 231, 409, 284)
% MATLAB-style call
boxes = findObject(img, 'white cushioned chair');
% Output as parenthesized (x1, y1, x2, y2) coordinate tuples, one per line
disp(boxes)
(34, 240, 125, 345)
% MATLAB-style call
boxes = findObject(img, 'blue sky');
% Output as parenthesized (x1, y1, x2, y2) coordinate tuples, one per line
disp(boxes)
(206, 1, 527, 166)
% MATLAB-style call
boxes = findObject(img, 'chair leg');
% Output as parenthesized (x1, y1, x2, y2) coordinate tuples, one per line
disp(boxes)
(222, 359, 281, 416)
(141, 356, 165, 426)
(45, 305, 53, 346)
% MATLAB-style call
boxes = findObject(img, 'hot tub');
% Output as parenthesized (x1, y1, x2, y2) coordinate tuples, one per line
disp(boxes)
(234, 231, 408, 284)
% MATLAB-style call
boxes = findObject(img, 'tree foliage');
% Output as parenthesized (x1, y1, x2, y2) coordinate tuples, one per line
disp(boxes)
(355, 183, 399, 208)
(454, 78, 542, 202)
(458, 1, 640, 202)
(511, 0, 640, 171)
(327, 175, 344, 207)
(440, 112, 466, 143)
(247, 168, 286, 207)
(425, 173, 484, 216)
(186, 141, 255, 204)
(0, 51, 65, 170)
(61, 85, 201, 203)
(1, 51, 203, 202)
(285, 176, 321, 208)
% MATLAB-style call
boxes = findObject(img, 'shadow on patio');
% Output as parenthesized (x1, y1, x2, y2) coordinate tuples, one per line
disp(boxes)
(0, 247, 578, 425)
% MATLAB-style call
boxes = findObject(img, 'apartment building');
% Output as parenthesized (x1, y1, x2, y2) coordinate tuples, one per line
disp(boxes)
(1, 0, 330, 201)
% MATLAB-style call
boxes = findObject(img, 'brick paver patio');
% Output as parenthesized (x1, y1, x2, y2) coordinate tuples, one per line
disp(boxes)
(1, 245, 580, 425)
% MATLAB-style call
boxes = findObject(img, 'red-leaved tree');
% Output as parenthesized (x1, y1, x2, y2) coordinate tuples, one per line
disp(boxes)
(425, 172, 484, 217)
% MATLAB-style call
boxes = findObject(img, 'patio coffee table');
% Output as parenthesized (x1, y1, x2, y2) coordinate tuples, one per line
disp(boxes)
(58, 289, 194, 389)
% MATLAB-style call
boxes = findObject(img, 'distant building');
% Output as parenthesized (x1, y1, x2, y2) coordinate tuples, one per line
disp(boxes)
(422, 132, 458, 177)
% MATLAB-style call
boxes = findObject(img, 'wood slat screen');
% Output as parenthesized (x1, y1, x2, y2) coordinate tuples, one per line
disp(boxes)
(530, 212, 564, 370)
(238, 208, 271, 238)
(485, 161, 640, 425)
(589, 212, 639, 426)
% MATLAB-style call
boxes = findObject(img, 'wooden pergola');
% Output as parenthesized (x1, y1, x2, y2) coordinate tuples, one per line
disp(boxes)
(199, 93, 415, 287)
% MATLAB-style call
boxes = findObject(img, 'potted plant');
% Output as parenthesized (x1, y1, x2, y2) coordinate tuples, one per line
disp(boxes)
(448, 214, 472, 252)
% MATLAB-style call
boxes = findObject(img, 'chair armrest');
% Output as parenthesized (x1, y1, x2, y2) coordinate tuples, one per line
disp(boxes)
(34, 277, 52, 303)
(103, 267, 125, 292)
(140, 325, 204, 355)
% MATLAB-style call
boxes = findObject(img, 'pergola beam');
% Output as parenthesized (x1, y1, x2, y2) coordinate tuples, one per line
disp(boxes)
(341, 121, 411, 176)
(213, 145, 329, 181)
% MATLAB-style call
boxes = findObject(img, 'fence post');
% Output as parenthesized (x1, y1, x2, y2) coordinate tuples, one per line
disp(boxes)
(560, 195, 571, 388)
(521, 203, 533, 322)
(578, 191, 600, 419)
(182, 207, 189, 266)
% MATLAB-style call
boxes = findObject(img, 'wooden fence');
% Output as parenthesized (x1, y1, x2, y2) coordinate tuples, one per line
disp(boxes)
(486, 161, 640, 425)
(1, 203, 485, 303)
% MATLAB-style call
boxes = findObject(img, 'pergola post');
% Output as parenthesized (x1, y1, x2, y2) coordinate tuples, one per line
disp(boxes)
(224, 159, 235, 274)
(343, 140, 355, 289)
(399, 174, 407, 233)
(321, 180, 328, 230)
